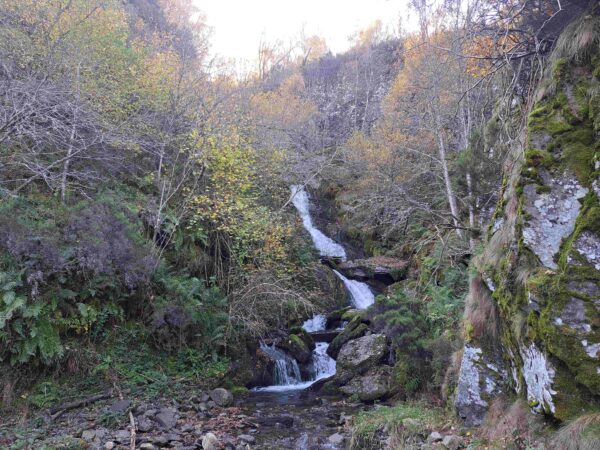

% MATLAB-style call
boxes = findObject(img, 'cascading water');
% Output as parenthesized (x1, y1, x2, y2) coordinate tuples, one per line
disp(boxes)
(255, 342, 335, 392)
(302, 314, 326, 332)
(290, 185, 347, 260)
(256, 343, 303, 389)
(332, 270, 375, 309)
(254, 186, 375, 392)
(290, 185, 375, 310)
(310, 342, 336, 380)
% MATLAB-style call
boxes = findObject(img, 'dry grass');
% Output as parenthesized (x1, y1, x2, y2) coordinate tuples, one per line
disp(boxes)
(442, 348, 463, 402)
(464, 276, 499, 343)
(550, 413, 600, 450)
(551, 15, 600, 65)
(480, 398, 546, 449)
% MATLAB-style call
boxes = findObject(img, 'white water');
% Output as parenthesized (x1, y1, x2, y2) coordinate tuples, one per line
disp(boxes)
(254, 186, 376, 392)
(311, 342, 336, 380)
(257, 343, 303, 388)
(302, 314, 326, 332)
(289, 185, 375, 310)
(290, 185, 347, 260)
(333, 270, 375, 309)
(254, 342, 336, 392)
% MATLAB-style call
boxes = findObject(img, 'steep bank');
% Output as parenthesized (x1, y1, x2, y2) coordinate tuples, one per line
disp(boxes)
(455, 14, 600, 425)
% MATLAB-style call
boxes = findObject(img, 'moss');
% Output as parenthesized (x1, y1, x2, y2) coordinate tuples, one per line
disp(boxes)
(553, 58, 568, 81)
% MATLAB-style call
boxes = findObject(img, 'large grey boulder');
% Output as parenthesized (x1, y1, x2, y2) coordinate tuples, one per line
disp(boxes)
(339, 366, 392, 401)
(335, 333, 388, 385)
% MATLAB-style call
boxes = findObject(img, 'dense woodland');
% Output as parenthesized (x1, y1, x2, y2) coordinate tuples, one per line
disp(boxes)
(1, 0, 600, 449)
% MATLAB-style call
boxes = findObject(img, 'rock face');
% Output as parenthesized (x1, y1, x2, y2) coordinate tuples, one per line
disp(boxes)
(455, 15, 600, 424)
(454, 345, 507, 426)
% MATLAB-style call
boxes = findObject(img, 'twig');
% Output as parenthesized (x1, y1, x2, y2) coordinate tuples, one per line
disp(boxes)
(48, 390, 114, 421)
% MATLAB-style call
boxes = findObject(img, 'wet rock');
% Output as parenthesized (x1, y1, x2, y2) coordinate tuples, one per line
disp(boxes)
(522, 170, 587, 269)
(210, 388, 233, 407)
(308, 330, 340, 343)
(339, 366, 392, 401)
(108, 399, 131, 414)
(256, 414, 294, 427)
(155, 407, 178, 429)
(325, 306, 353, 328)
(442, 435, 462, 450)
(278, 333, 312, 363)
(323, 256, 408, 285)
(202, 432, 220, 450)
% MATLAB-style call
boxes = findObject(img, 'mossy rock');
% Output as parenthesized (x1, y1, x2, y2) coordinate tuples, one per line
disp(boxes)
(278, 334, 312, 364)
(327, 316, 369, 359)
(288, 326, 316, 351)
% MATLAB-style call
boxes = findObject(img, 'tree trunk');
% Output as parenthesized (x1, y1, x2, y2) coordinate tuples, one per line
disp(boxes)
(436, 128, 463, 239)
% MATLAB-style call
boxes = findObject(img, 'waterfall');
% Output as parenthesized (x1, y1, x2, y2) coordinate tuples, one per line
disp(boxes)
(257, 343, 303, 389)
(254, 342, 336, 392)
(332, 270, 375, 309)
(253, 186, 375, 392)
(311, 342, 336, 380)
(290, 185, 375, 310)
(302, 314, 326, 332)
(290, 185, 347, 259)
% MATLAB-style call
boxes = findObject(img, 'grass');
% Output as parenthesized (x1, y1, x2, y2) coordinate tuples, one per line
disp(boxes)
(349, 402, 448, 450)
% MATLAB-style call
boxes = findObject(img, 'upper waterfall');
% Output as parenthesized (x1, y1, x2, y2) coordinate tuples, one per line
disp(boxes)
(290, 185, 347, 260)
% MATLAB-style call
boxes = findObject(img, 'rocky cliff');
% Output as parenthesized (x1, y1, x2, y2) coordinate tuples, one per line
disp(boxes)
(455, 14, 600, 425)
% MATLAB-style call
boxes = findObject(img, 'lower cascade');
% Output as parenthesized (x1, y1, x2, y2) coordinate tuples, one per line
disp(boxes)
(254, 342, 336, 392)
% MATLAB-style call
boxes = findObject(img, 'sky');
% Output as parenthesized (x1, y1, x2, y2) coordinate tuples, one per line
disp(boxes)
(195, 0, 412, 63)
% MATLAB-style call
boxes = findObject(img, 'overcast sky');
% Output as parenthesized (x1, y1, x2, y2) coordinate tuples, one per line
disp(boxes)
(195, 0, 412, 63)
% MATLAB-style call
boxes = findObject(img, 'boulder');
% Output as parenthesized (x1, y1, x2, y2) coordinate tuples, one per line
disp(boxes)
(288, 327, 316, 350)
(454, 345, 506, 426)
(337, 333, 388, 374)
(339, 366, 393, 401)
(209, 388, 233, 407)
(327, 315, 368, 359)
(278, 333, 313, 363)
(325, 306, 353, 329)
(155, 407, 178, 429)
(442, 435, 463, 450)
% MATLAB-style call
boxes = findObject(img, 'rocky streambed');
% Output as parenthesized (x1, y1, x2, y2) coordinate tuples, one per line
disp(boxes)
(0, 385, 370, 450)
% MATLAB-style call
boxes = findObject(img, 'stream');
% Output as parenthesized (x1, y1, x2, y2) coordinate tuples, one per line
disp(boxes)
(240, 185, 377, 449)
